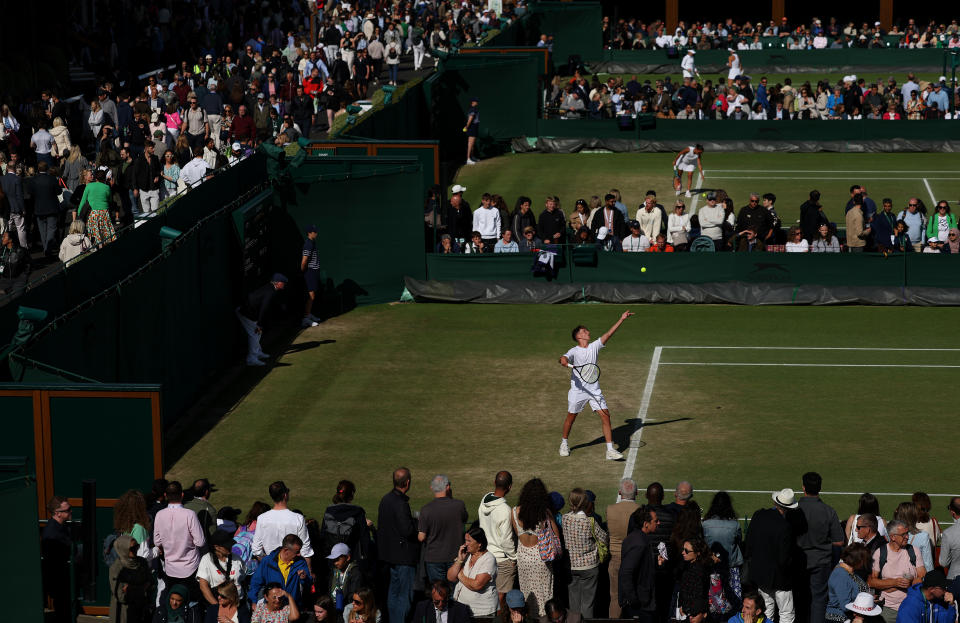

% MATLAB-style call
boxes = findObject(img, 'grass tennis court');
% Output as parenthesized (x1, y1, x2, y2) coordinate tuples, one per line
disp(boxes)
(451, 152, 960, 226)
(168, 303, 960, 526)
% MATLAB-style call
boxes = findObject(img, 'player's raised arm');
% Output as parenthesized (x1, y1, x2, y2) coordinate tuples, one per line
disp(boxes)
(601, 310, 634, 344)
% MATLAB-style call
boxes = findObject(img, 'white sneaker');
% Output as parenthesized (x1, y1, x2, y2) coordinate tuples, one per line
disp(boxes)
(675, 189, 682, 196)
(559, 441, 570, 457)
(246, 357, 266, 367)
(685, 190, 692, 197)
(302, 318, 319, 328)
(466, 159, 477, 165)
(605, 448, 624, 460)
(308, 314, 323, 323)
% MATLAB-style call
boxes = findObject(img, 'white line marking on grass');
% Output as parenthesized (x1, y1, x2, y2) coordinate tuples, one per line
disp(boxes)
(689, 172, 704, 214)
(706, 176, 957, 180)
(699, 489, 959, 496)
(661, 346, 960, 351)
(661, 362, 960, 368)
(924, 178, 938, 206)
(622, 347, 661, 481)
(708, 170, 960, 173)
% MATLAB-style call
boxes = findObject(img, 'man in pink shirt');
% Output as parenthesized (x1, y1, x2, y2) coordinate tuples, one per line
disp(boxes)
(154, 481, 207, 600)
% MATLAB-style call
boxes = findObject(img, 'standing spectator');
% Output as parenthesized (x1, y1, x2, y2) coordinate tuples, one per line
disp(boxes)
(78, 169, 116, 246)
(31, 122, 56, 167)
(161, 151, 180, 198)
(62, 148, 89, 192)
(872, 199, 898, 251)
(511, 197, 537, 242)
(201, 82, 224, 149)
(418, 474, 468, 582)
(538, 196, 567, 245)
(378, 467, 420, 623)
(799, 190, 827, 242)
(41, 495, 74, 623)
(897, 201, 927, 250)
(448, 527, 499, 617)
(870, 519, 925, 622)
(562, 488, 608, 618)
(196, 531, 244, 608)
(32, 161, 63, 257)
(607, 478, 638, 617)
(472, 194, 501, 251)
(301, 224, 322, 328)
(592, 193, 627, 241)
(896, 571, 956, 623)
(153, 481, 207, 601)
(826, 544, 871, 623)
(511, 478, 560, 617)
(894, 503, 934, 572)
(702, 491, 744, 600)
(619, 506, 663, 622)
(108, 534, 153, 623)
(248, 535, 312, 608)
(845, 495, 887, 546)
(180, 148, 211, 189)
(252, 481, 314, 570)
(796, 473, 846, 623)
(911, 493, 941, 546)
(745, 488, 798, 623)
(326, 543, 363, 614)
(926, 202, 956, 244)
(132, 142, 162, 215)
(479, 471, 517, 611)
(385, 40, 402, 86)
(698, 192, 725, 249)
(49, 118, 72, 162)
(320, 480, 373, 564)
(1, 164, 27, 247)
(938, 498, 960, 580)
(446, 185, 472, 243)
(184, 478, 218, 536)
(464, 97, 479, 164)
(845, 196, 870, 253)
(678, 538, 713, 623)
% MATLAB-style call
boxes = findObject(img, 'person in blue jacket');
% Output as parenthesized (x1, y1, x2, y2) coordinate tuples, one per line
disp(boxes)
(896, 569, 956, 623)
(248, 534, 313, 608)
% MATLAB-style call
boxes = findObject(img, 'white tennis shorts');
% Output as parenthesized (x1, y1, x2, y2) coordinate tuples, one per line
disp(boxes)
(568, 387, 608, 413)
(677, 163, 695, 172)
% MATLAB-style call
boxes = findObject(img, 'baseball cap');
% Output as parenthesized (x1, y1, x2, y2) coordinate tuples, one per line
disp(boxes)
(629, 220, 640, 228)
(924, 570, 948, 590)
(232, 142, 242, 152)
(451, 184, 466, 194)
(272, 273, 289, 284)
(597, 227, 609, 241)
(327, 543, 351, 559)
(306, 224, 318, 234)
(505, 590, 525, 609)
(257, 93, 265, 99)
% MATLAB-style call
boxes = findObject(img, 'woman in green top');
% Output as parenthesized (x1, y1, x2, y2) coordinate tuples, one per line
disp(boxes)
(78, 168, 116, 246)
(113, 489, 153, 562)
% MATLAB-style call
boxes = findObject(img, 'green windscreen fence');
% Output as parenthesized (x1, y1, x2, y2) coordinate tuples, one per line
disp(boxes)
(1, 458, 42, 623)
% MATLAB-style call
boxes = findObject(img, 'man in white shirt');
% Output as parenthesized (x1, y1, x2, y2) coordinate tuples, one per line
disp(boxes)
(622, 220, 651, 252)
(473, 193, 501, 251)
(31, 125, 56, 167)
(252, 481, 314, 572)
(479, 471, 517, 611)
(179, 147, 211, 188)
(636, 202, 662, 241)
(698, 192, 726, 249)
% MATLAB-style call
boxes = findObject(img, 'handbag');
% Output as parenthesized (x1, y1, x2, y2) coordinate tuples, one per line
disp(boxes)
(591, 517, 610, 563)
(537, 520, 562, 562)
(78, 198, 92, 222)
(708, 571, 731, 614)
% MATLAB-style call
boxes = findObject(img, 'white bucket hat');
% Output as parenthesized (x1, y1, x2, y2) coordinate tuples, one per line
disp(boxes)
(772, 488, 799, 509)
(845, 593, 882, 616)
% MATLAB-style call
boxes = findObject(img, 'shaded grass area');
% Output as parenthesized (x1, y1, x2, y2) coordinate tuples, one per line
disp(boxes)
(451, 152, 960, 225)
(586, 72, 945, 88)
(168, 303, 960, 526)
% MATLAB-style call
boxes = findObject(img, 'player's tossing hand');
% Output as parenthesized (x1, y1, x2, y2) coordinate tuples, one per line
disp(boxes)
(621, 311, 635, 320)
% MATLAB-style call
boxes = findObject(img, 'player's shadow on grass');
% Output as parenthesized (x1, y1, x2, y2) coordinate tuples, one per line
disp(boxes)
(284, 339, 336, 353)
(569, 417, 693, 455)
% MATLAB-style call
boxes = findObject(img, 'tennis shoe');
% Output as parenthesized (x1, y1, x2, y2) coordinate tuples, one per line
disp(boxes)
(685, 190, 692, 197)
(605, 448, 624, 460)
(308, 314, 323, 323)
(245, 357, 266, 367)
(302, 317, 319, 328)
(675, 189, 682, 196)
(466, 159, 477, 165)
(559, 441, 570, 457)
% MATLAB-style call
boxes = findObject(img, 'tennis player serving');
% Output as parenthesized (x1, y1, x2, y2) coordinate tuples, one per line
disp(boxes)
(559, 310, 634, 460)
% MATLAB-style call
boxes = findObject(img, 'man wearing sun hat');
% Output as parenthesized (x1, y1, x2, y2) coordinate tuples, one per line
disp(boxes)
(745, 488, 799, 623)
(895, 570, 956, 623)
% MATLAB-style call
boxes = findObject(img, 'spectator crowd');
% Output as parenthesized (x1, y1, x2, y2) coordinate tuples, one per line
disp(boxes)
(40, 470, 960, 623)
(549, 71, 958, 121)
(429, 183, 958, 255)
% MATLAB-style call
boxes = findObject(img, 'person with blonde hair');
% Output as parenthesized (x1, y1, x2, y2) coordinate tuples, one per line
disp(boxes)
(50, 117, 72, 160)
(562, 488, 608, 617)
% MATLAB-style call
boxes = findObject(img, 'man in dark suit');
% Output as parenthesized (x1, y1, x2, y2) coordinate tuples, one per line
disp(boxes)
(31, 161, 63, 256)
(412, 580, 471, 623)
(1, 165, 27, 247)
(378, 467, 420, 623)
(745, 488, 801, 623)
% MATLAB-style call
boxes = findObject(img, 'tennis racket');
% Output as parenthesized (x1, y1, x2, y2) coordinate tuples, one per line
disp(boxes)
(568, 362, 601, 383)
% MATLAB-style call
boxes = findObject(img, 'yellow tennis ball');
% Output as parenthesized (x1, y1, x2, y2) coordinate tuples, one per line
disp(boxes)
(641, 267, 647, 273)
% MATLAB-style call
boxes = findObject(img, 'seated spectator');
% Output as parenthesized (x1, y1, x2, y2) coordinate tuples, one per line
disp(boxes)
(888, 221, 913, 253)
(736, 228, 765, 252)
(312, 595, 336, 623)
(569, 199, 592, 233)
(58, 219, 91, 264)
(502, 589, 534, 623)
(924, 237, 943, 253)
(344, 587, 380, 623)
(883, 103, 902, 120)
(448, 527, 498, 617)
(518, 227, 542, 253)
(596, 227, 622, 252)
(250, 583, 300, 623)
(154, 584, 202, 623)
(623, 220, 651, 252)
(896, 570, 956, 623)
(649, 234, 675, 252)
(785, 226, 809, 252)
(574, 227, 595, 246)
(545, 598, 584, 623)
(827, 543, 872, 623)
(412, 580, 470, 623)
(463, 231, 486, 254)
(727, 590, 767, 623)
(846, 493, 888, 545)
(811, 225, 841, 252)
(204, 583, 251, 623)
(495, 230, 519, 253)
(869, 519, 925, 621)
(437, 234, 461, 254)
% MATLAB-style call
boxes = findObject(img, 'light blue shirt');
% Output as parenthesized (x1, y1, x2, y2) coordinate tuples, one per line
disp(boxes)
(927, 89, 949, 113)
(494, 240, 519, 253)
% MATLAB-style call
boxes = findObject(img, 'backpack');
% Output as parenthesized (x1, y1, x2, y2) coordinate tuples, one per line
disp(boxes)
(876, 544, 916, 579)
(103, 532, 120, 567)
(413, 33, 423, 46)
(322, 510, 359, 552)
(388, 47, 398, 59)
(233, 525, 259, 576)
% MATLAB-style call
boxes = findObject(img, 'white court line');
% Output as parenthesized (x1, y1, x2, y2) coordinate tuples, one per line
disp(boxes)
(705, 176, 958, 180)
(698, 488, 958, 497)
(660, 346, 960, 351)
(622, 347, 661, 480)
(661, 362, 960, 368)
(689, 172, 704, 214)
(924, 178, 938, 206)
(707, 170, 960, 174)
